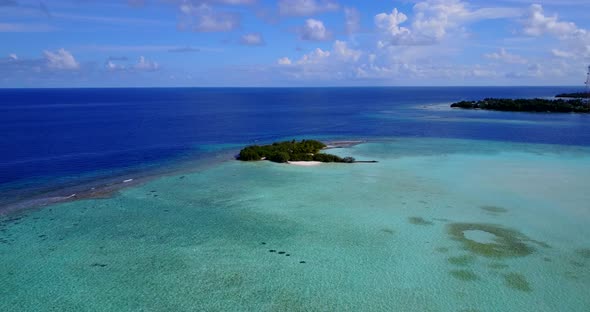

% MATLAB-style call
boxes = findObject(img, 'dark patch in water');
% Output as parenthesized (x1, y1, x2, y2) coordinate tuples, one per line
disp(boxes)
(299, 261, 306, 264)
(409, 217, 433, 226)
(503, 273, 532, 292)
(576, 248, 590, 259)
(543, 257, 552, 262)
(481, 205, 508, 214)
(286, 254, 290, 256)
(278, 251, 286, 254)
(381, 228, 395, 235)
(90, 263, 108, 268)
(449, 270, 479, 281)
(448, 255, 475, 266)
(269, 250, 276, 253)
(434, 218, 450, 222)
(436, 247, 450, 253)
(488, 263, 509, 270)
(564, 271, 579, 280)
(447, 223, 536, 258)
(261, 242, 266, 245)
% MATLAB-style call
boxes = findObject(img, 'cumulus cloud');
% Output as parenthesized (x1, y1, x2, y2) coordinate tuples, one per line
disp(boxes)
(376, 0, 519, 46)
(44, 48, 79, 70)
(332, 40, 361, 62)
(240, 33, 265, 46)
(523, 4, 580, 38)
(105, 60, 125, 71)
(551, 49, 575, 58)
(278, 0, 339, 16)
(522, 4, 590, 60)
(344, 7, 360, 34)
(299, 18, 330, 41)
(297, 47, 331, 64)
(178, 3, 240, 32)
(8, 53, 18, 60)
(134, 56, 159, 71)
(484, 48, 527, 64)
(375, 9, 411, 44)
(104, 56, 161, 72)
(277, 57, 292, 65)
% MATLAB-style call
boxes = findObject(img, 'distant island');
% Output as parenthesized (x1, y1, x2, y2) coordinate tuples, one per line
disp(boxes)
(238, 139, 375, 164)
(451, 98, 589, 113)
(555, 92, 590, 99)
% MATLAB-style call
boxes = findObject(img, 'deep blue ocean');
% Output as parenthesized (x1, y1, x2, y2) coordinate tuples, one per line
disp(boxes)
(1, 87, 589, 206)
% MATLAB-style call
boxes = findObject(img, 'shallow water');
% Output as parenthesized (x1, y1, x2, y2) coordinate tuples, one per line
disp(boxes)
(1, 138, 589, 311)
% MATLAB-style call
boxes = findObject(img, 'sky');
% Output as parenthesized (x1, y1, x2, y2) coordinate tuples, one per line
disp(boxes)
(1, 0, 590, 87)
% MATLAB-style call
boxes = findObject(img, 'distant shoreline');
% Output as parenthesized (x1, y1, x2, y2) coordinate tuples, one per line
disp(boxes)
(555, 92, 590, 99)
(451, 98, 589, 113)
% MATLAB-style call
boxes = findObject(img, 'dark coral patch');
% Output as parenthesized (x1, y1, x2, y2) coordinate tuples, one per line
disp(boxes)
(409, 217, 433, 226)
(481, 206, 508, 214)
(449, 270, 479, 281)
(448, 255, 475, 266)
(447, 223, 535, 258)
(503, 273, 532, 292)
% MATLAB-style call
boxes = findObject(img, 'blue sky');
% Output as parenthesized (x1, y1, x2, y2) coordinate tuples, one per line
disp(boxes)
(1, 0, 589, 87)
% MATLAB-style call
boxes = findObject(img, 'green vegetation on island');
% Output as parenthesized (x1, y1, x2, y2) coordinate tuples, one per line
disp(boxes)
(451, 98, 590, 113)
(238, 139, 356, 163)
(555, 92, 590, 99)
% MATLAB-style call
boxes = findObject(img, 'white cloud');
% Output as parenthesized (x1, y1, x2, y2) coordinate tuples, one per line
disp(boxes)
(277, 57, 292, 65)
(376, 0, 520, 46)
(8, 53, 17, 60)
(300, 18, 330, 41)
(344, 7, 360, 34)
(523, 4, 580, 38)
(278, 0, 339, 16)
(240, 33, 265, 46)
(178, 3, 240, 32)
(551, 49, 575, 58)
(105, 60, 125, 71)
(484, 48, 527, 64)
(297, 48, 331, 65)
(522, 4, 590, 60)
(332, 40, 361, 62)
(134, 56, 159, 71)
(44, 49, 79, 70)
(375, 9, 411, 44)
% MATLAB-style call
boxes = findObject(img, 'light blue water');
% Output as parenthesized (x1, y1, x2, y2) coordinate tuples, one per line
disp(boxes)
(2, 87, 590, 207)
(1, 138, 589, 311)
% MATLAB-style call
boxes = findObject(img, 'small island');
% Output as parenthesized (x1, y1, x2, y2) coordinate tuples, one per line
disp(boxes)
(451, 98, 589, 113)
(238, 139, 374, 164)
(555, 92, 590, 99)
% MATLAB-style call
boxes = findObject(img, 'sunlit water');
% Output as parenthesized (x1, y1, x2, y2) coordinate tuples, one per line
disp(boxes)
(2, 138, 589, 311)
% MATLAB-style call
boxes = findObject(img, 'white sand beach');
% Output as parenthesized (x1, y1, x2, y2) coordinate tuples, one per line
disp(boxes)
(287, 161, 323, 166)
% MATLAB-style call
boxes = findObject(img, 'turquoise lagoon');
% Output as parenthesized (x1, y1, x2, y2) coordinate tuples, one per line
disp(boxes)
(1, 138, 590, 311)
